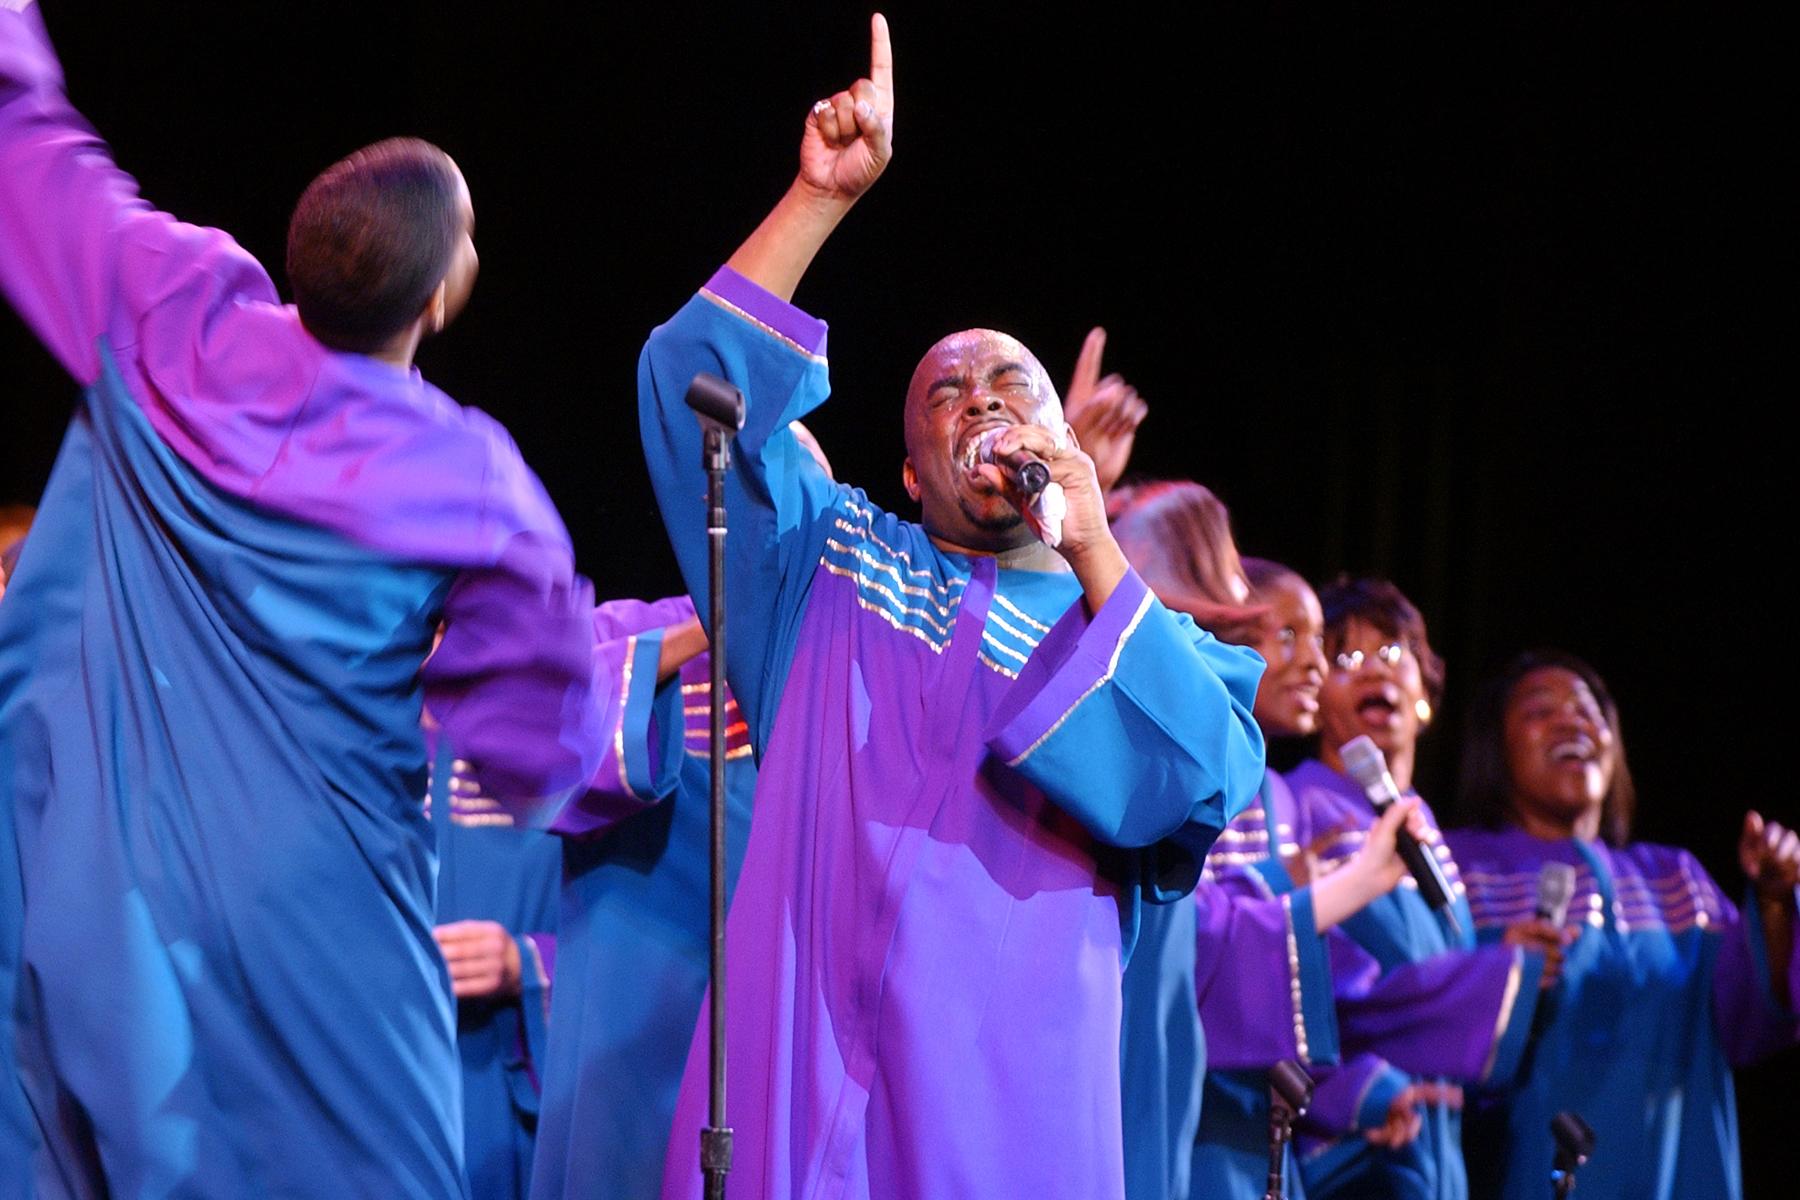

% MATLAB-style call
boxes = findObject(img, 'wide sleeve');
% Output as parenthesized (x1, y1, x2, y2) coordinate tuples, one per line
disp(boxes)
(1709, 870, 1800, 1066)
(1301, 1055, 1411, 1138)
(1336, 942, 1543, 1085)
(638, 266, 843, 749)
(421, 534, 609, 825)
(549, 598, 696, 837)
(1196, 880, 1341, 1072)
(985, 566, 1266, 894)
(0, 5, 278, 385)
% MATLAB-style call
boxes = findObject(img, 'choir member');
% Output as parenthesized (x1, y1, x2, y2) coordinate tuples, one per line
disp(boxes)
(637, 16, 1265, 1196)
(1449, 649, 1799, 1200)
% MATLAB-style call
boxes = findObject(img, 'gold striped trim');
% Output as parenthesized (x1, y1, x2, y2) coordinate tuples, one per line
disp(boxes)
(993, 591, 1053, 634)
(980, 629, 1031, 664)
(977, 652, 1021, 680)
(825, 536, 960, 612)
(820, 561, 957, 647)
(820, 560, 950, 653)
(614, 634, 637, 795)
(1283, 893, 1311, 1065)
(818, 557, 955, 637)
(685, 744, 756, 761)
(986, 609, 1044, 651)
(830, 514, 966, 586)
(698, 288, 828, 364)
(684, 702, 742, 717)
(450, 812, 518, 828)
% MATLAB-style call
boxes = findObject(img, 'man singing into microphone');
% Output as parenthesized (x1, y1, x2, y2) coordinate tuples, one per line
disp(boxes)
(638, 15, 1265, 1199)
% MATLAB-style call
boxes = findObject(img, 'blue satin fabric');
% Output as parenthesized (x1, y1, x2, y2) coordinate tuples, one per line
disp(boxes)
(1, 355, 466, 1197)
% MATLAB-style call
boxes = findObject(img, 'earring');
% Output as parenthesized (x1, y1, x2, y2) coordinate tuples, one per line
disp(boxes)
(1414, 698, 1432, 726)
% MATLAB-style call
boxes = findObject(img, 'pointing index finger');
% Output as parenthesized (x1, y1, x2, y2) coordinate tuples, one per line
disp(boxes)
(870, 13, 894, 102)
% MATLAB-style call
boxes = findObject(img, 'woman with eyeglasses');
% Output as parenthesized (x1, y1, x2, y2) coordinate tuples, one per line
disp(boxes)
(1446, 650, 1798, 1200)
(1284, 578, 1560, 1200)
(1110, 491, 1482, 1200)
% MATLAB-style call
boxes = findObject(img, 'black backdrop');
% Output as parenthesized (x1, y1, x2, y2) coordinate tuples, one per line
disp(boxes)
(3, 2, 1790, 1187)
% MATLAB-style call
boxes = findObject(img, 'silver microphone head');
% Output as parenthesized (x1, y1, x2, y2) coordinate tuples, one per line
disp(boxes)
(1535, 861, 1578, 926)
(1339, 736, 1391, 798)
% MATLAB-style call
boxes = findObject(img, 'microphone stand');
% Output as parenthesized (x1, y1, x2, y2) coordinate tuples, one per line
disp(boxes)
(1549, 1110, 1595, 1199)
(685, 373, 745, 1200)
(1264, 1059, 1314, 1200)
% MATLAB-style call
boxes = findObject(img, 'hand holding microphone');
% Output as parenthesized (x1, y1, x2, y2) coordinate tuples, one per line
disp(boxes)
(972, 427, 1052, 497)
(1339, 735, 1463, 937)
(1504, 861, 1579, 989)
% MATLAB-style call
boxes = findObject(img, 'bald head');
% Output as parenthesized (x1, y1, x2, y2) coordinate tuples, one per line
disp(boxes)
(903, 329, 1062, 430)
(900, 328, 1068, 552)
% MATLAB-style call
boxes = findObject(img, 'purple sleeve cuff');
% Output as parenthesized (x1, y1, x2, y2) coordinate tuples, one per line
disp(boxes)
(987, 567, 1152, 765)
(1300, 1056, 1406, 1137)
(1715, 884, 1800, 1065)
(703, 266, 829, 358)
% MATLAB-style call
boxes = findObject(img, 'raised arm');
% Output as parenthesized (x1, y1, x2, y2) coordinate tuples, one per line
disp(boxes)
(724, 12, 893, 300)
(638, 15, 893, 744)
(0, 2, 274, 383)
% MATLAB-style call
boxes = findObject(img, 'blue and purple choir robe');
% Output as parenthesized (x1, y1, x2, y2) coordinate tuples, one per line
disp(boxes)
(1282, 761, 1544, 1200)
(529, 597, 760, 1200)
(1117, 768, 1343, 1200)
(639, 266, 1267, 1199)
(1118, 890, 1205, 1200)
(430, 753, 562, 1200)
(0, 10, 624, 1195)
(1447, 828, 1800, 1200)
(1184, 769, 1342, 1200)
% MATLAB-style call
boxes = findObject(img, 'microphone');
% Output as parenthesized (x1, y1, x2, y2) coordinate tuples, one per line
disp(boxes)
(1338, 736, 1462, 935)
(974, 428, 1051, 497)
(1535, 861, 1577, 927)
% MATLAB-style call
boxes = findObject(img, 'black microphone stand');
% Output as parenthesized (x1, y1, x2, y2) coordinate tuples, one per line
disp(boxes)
(1264, 1059, 1314, 1200)
(684, 373, 745, 1200)
(1549, 1110, 1595, 1199)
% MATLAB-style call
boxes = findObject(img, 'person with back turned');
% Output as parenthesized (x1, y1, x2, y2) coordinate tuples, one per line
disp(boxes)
(1, 3, 637, 1194)
(638, 15, 1266, 1198)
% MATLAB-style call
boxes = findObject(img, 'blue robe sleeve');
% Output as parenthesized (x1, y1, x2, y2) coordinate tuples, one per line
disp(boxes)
(985, 567, 1266, 897)
(638, 267, 844, 750)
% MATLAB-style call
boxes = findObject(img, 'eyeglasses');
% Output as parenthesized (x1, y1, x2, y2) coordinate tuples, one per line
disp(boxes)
(1334, 643, 1405, 673)
(1270, 627, 1325, 665)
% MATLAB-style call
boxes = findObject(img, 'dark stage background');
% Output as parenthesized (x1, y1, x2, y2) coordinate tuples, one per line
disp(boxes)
(2, 2, 1790, 1187)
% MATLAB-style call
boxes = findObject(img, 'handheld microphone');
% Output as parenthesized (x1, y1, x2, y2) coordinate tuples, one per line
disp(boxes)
(1339, 736, 1462, 936)
(1535, 862, 1577, 927)
(974, 428, 1051, 497)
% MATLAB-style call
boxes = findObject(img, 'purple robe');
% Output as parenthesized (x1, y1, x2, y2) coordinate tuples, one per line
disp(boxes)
(1280, 761, 1542, 1200)
(639, 268, 1266, 1199)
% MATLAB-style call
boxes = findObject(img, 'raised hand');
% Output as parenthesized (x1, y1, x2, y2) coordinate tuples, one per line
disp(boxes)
(1740, 810, 1800, 900)
(1063, 327, 1148, 494)
(798, 13, 895, 203)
